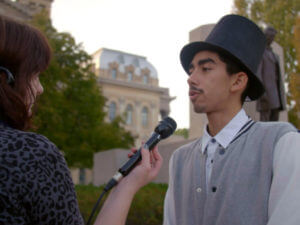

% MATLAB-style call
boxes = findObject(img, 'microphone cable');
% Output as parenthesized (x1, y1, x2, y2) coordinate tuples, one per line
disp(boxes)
(86, 179, 117, 225)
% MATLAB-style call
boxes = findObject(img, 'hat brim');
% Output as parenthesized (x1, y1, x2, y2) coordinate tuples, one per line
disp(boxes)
(180, 42, 265, 101)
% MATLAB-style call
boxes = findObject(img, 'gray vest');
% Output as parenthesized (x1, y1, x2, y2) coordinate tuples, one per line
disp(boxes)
(169, 121, 297, 225)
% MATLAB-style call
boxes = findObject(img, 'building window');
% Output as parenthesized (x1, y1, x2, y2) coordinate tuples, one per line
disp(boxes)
(79, 168, 85, 185)
(141, 107, 148, 127)
(125, 105, 133, 125)
(109, 102, 117, 121)
(111, 69, 117, 79)
(143, 74, 149, 84)
(127, 72, 133, 81)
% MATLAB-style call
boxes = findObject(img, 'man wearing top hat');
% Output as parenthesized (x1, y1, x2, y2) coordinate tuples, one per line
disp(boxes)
(163, 15, 300, 225)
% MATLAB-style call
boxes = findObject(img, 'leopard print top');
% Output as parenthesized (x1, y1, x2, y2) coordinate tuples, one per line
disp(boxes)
(0, 121, 84, 225)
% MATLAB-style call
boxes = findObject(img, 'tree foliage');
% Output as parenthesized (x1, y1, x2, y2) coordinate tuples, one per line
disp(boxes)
(289, 16, 300, 128)
(174, 128, 189, 139)
(233, 0, 300, 126)
(30, 12, 134, 168)
(288, 73, 300, 128)
(233, 0, 300, 75)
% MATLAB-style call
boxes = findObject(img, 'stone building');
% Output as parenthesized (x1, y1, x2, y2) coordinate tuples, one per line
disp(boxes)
(0, 0, 53, 22)
(92, 48, 174, 147)
(81, 48, 175, 185)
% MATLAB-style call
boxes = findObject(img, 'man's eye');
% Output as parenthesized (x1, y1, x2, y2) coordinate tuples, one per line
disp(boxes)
(202, 67, 211, 71)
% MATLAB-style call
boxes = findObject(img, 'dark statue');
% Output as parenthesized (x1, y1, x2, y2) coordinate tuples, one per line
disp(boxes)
(256, 26, 286, 121)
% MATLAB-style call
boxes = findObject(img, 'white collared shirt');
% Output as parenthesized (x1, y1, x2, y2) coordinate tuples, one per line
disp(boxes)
(164, 109, 300, 225)
(201, 109, 249, 186)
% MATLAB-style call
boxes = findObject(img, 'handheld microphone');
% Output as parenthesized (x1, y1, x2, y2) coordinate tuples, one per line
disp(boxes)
(86, 117, 177, 225)
(104, 116, 177, 191)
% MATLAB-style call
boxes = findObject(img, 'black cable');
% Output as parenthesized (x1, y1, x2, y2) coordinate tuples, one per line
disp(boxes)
(86, 179, 118, 225)
(86, 190, 107, 225)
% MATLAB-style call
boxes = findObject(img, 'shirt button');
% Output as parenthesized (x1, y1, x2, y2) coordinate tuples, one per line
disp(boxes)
(219, 148, 225, 155)
(211, 138, 216, 143)
(212, 186, 217, 192)
(196, 187, 202, 193)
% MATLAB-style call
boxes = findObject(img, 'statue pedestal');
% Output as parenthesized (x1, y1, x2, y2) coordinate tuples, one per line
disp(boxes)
(243, 101, 288, 122)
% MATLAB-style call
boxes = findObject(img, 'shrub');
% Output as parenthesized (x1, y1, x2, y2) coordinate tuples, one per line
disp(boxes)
(75, 183, 168, 225)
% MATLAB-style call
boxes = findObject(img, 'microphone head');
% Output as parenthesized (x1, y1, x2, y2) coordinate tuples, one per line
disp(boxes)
(155, 117, 177, 139)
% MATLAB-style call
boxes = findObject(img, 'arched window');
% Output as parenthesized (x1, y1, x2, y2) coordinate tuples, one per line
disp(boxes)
(143, 74, 149, 84)
(109, 101, 116, 121)
(79, 168, 85, 185)
(125, 104, 133, 125)
(127, 72, 133, 81)
(111, 69, 117, 79)
(141, 107, 148, 127)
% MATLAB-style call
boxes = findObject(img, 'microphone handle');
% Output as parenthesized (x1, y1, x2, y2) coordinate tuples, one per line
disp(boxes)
(118, 132, 161, 176)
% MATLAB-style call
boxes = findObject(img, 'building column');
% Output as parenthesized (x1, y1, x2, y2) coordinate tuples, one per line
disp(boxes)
(134, 100, 141, 146)
(119, 97, 125, 115)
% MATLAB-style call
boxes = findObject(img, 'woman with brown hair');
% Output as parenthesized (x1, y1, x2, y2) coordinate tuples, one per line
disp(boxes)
(0, 16, 162, 225)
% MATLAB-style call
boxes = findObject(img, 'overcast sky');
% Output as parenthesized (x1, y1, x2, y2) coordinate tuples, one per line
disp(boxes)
(51, 0, 234, 128)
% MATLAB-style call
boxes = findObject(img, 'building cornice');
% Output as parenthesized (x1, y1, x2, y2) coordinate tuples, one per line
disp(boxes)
(0, 0, 32, 17)
(161, 95, 176, 101)
(98, 77, 166, 94)
(93, 47, 146, 60)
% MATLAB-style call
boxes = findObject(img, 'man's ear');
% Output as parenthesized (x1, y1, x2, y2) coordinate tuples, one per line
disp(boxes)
(230, 72, 248, 93)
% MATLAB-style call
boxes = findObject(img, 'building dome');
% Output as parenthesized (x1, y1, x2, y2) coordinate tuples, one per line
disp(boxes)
(97, 48, 158, 79)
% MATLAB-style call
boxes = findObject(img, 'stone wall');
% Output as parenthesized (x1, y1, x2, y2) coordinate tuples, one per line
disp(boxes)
(92, 136, 192, 186)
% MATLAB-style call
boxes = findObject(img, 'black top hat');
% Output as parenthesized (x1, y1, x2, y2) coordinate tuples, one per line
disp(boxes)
(180, 14, 266, 101)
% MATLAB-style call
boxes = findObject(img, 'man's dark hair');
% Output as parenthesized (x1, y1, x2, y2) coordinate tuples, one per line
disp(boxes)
(217, 52, 249, 104)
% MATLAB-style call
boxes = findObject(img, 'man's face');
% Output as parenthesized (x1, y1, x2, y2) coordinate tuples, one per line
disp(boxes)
(187, 51, 233, 114)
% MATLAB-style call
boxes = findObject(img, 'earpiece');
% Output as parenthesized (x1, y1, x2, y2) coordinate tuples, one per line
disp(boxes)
(0, 66, 15, 84)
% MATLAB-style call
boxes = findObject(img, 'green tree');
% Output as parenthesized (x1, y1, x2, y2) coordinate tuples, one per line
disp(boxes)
(233, 0, 300, 125)
(174, 128, 189, 139)
(289, 16, 300, 128)
(288, 73, 300, 128)
(30, 12, 134, 168)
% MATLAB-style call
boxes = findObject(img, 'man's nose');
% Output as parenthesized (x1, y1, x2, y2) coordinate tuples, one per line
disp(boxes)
(187, 71, 198, 86)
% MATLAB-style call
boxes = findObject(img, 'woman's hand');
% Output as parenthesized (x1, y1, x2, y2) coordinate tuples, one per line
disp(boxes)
(94, 146, 162, 225)
(120, 145, 163, 193)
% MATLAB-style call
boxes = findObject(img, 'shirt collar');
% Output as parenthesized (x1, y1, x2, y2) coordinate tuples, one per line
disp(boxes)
(201, 109, 249, 153)
(202, 127, 212, 154)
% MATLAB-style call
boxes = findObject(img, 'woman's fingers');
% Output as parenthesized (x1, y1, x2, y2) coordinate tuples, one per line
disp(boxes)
(150, 150, 155, 165)
(152, 146, 162, 162)
(140, 147, 151, 169)
(149, 147, 163, 177)
(128, 148, 138, 158)
(140, 146, 162, 179)
(121, 145, 163, 191)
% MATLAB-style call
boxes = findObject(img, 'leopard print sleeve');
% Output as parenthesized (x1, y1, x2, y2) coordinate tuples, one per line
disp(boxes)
(0, 124, 84, 225)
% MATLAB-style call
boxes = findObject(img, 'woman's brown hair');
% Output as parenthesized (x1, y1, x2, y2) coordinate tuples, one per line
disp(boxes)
(0, 16, 51, 130)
